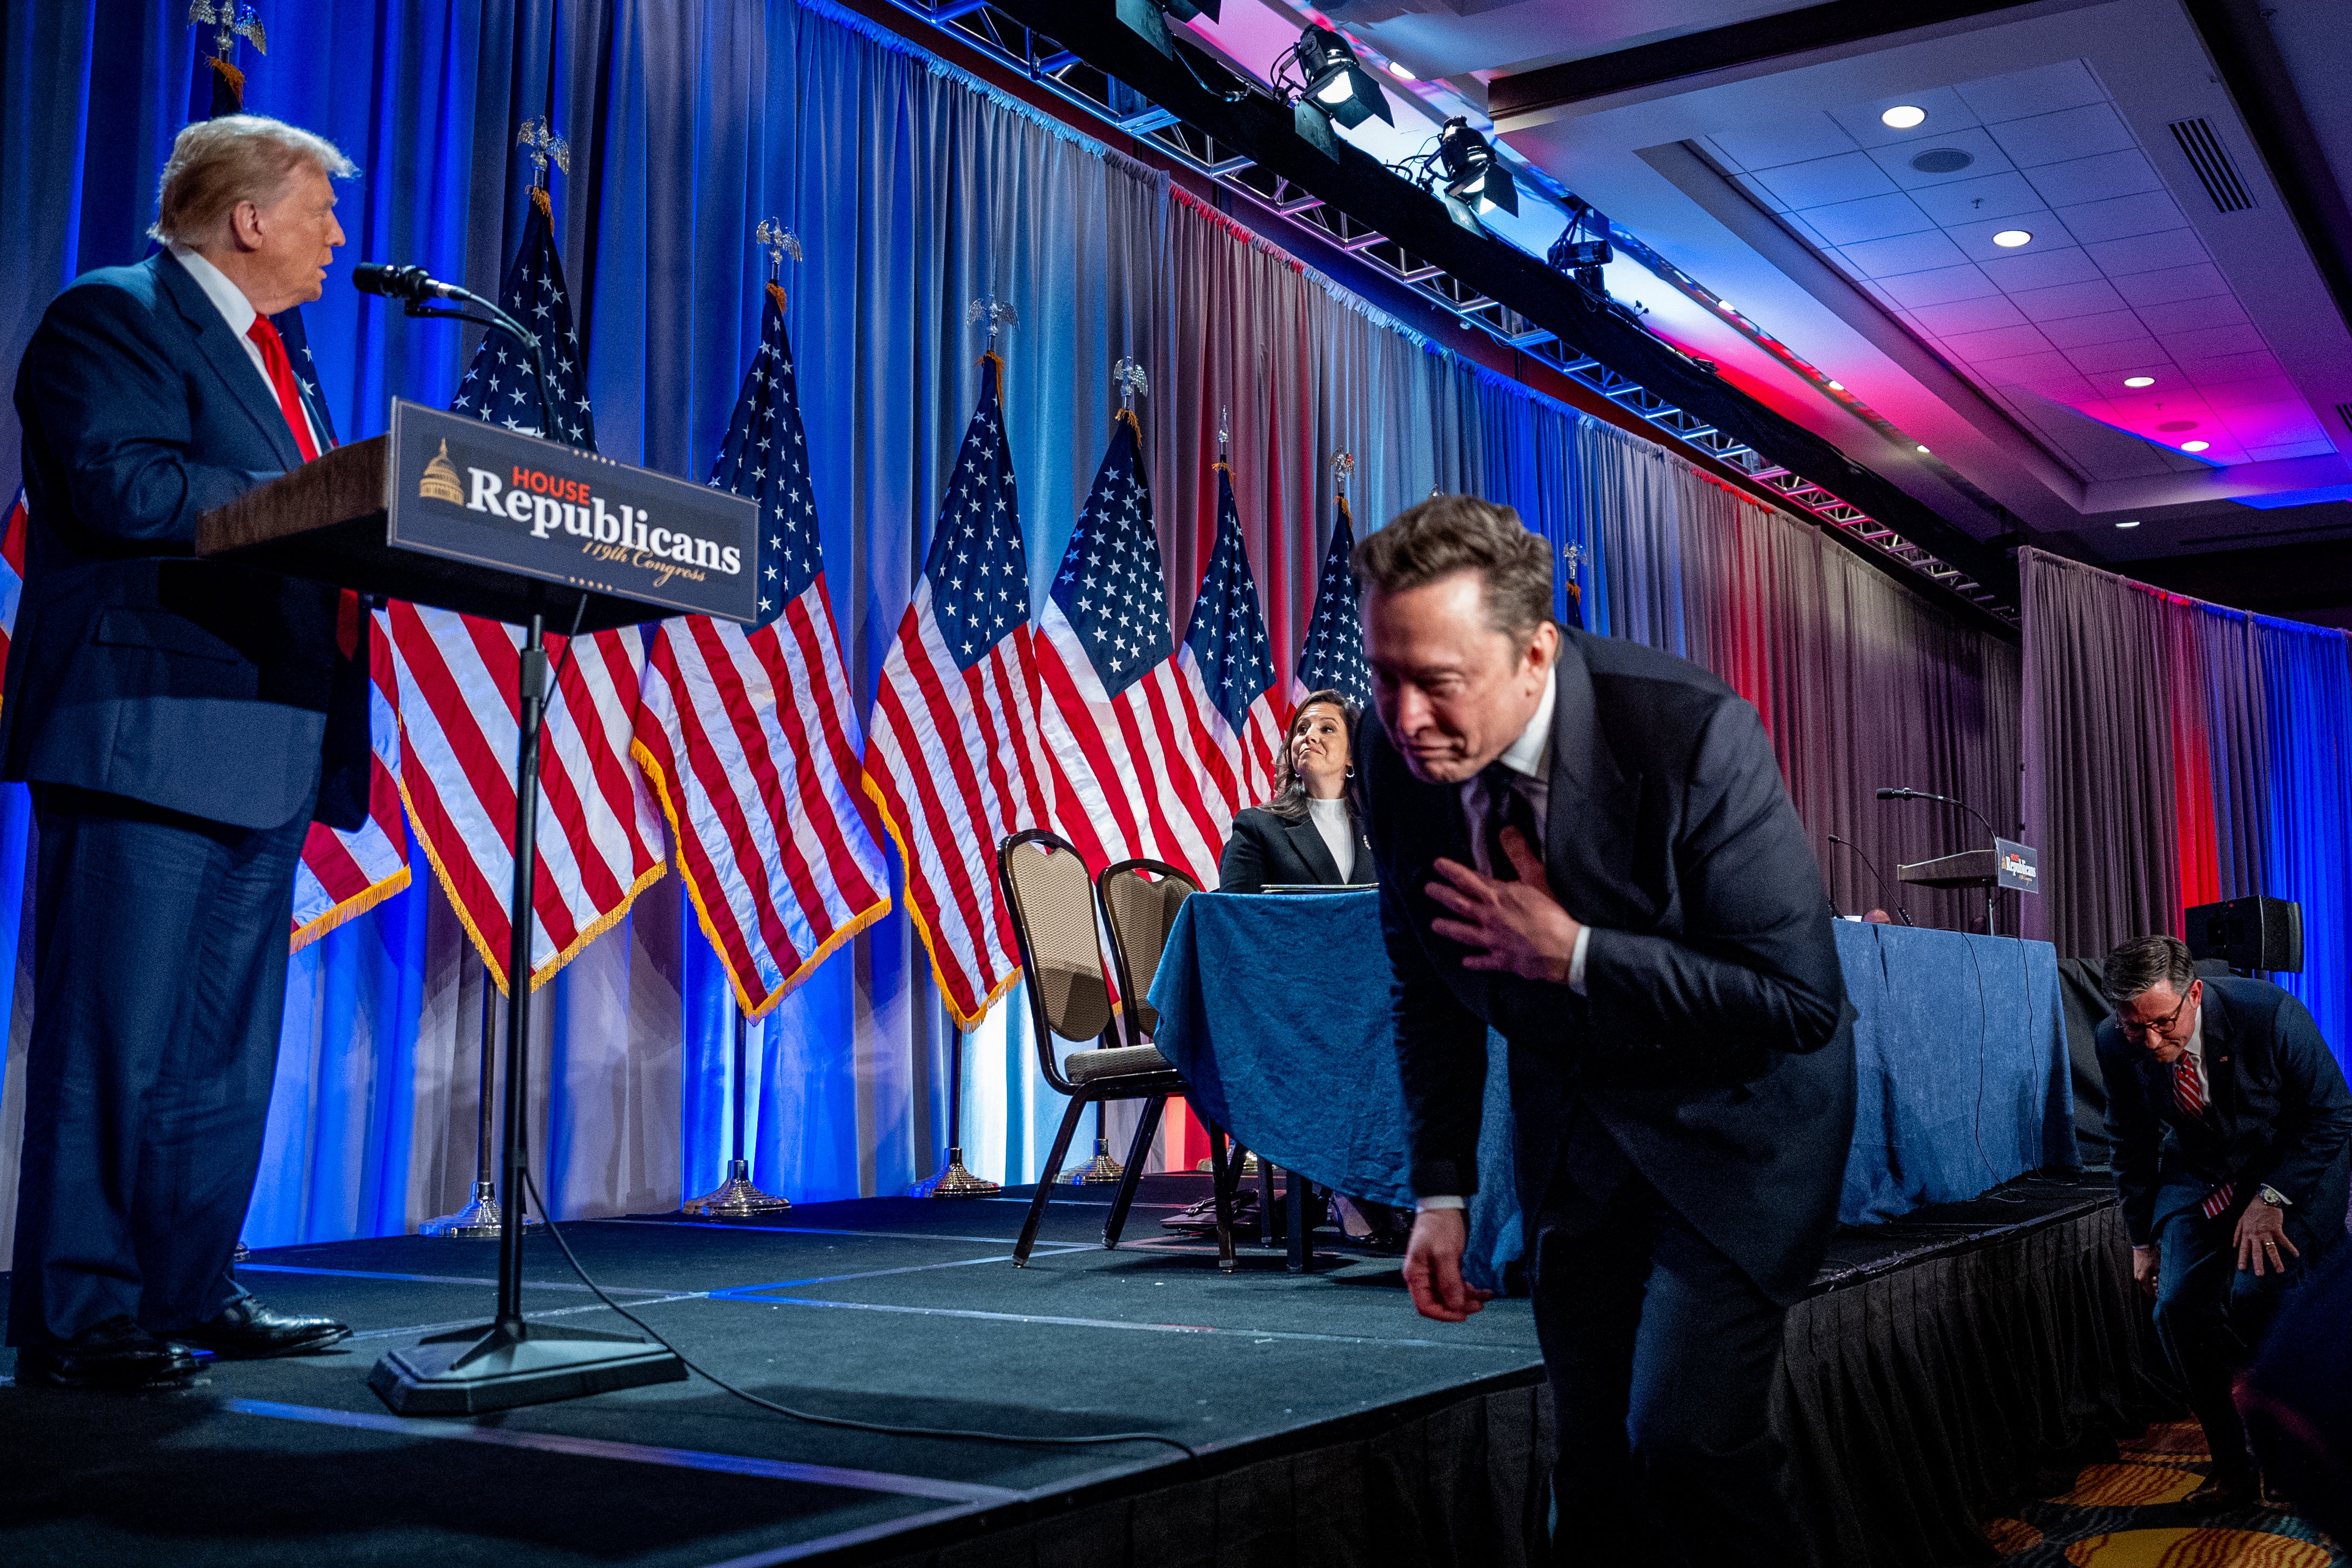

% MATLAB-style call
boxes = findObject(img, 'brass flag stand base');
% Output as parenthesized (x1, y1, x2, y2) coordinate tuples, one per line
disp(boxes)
(920, 1026, 1000, 1199)
(683, 1014, 790, 1218)
(422, 1178, 541, 1239)
(1076, 1138, 1126, 1185)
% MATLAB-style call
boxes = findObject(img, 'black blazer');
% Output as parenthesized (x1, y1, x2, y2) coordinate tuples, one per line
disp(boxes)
(1363, 629, 1856, 1305)
(1218, 804, 1372, 893)
(2096, 976, 2352, 1249)
(4, 251, 368, 831)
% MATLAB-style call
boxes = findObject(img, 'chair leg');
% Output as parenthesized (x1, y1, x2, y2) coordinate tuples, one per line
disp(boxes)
(1288, 1178, 1313, 1273)
(1205, 1120, 1238, 1274)
(1259, 1156, 1278, 1246)
(1103, 1095, 1164, 1250)
(1014, 1091, 1091, 1268)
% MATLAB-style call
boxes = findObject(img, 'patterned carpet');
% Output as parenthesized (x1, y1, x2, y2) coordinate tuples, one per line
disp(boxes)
(1988, 1420, 2344, 1566)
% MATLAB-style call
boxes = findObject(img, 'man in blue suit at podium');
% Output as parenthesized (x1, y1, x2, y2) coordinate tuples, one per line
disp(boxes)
(4, 115, 370, 1388)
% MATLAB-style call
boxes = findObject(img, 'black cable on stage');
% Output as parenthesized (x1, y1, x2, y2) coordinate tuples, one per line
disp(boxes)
(517, 1168, 1201, 1463)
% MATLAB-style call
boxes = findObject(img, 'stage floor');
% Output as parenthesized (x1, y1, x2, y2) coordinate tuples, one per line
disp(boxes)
(0, 1174, 1548, 1567)
(0, 1170, 2128, 1567)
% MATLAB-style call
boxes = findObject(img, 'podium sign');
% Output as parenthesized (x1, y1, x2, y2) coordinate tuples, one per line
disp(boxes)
(1995, 838, 2039, 894)
(389, 401, 757, 624)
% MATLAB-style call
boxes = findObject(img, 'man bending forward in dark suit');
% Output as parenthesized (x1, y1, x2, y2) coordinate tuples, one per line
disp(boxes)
(2096, 934, 2351, 1512)
(1355, 497, 1854, 1565)
(4, 115, 370, 1388)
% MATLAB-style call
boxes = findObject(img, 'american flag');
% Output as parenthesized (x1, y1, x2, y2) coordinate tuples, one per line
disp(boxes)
(861, 354, 1050, 1028)
(1293, 495, 1372, 711)
(289, 618, 411, 947)
(1181, 465, 1285, 815)
(388, 174, 663, 991)
(633, 282, 891, 1015)
(1033, 412, 1233, 887)
(453, 186, 593, 445)
(0, 488, 24, 683)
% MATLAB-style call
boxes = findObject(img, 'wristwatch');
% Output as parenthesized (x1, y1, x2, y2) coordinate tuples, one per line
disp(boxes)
(2258, 1185, 2289, 1208)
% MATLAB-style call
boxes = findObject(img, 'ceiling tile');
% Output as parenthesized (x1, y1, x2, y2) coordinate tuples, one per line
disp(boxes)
(1863, 127, 2014, 190)
(1780, 211, 1837, 249)
(2132, 295, 2248, 336)
(2175, 349, 2284, 384)
(2021, 149, 2165, 210)
(1909, 171, 2047, 226)
(1981, 102, 2139, 167)
(2111, 262, 2230, 307)
(2162, 322, 2269, 361)
(2198, 374, 2300, 410)
(1732, 171, 1792, 214)
(2108, 387, 2216, 422)
(2052, 190, 2188, 243)
(1839, 229, 1973, 277)
(1968, 349, 2082, 386)
(2010, 278, 2130, 321)
(2215, 401, 2326, 446)
(2243, 439, 2343, 462)
(2083, 228, 2210, 275)
(1974, 246, 2105, 291)
(1824, 87, 1983, 150)
(1944, 322, 2060, 362)
(1952, 60, 2108, 124)
(1947, 212, 2076, 263)
(2064, 336, 2167, 373)
(1799, 192, 1938, 245)
(2038, 310, 2152, 348)
(1911, 295, 2030, 335)
(1748, 152, 1900, 209)
(1876, 264, 2001, 308)
(1706, 117, 1861, 173)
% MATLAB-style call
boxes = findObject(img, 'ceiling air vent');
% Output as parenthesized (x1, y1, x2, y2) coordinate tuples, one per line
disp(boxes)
(2168, 118, 2255, 212)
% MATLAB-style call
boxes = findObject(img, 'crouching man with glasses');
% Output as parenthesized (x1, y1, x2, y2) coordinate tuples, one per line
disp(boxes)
(2096, 934, 2351, 1511)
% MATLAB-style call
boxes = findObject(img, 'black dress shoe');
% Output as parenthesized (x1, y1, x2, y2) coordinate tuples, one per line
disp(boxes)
(2181, 1470, 2260, 1516)
(173, 1297, 351, 1360)
(14, 1315, 196, 1390)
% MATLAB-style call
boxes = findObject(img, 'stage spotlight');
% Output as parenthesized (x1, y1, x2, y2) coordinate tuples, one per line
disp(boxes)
(1296, 26, 1392, 130)
(1116, 0, 1222, 58)
(1439, 118, 1517, 216)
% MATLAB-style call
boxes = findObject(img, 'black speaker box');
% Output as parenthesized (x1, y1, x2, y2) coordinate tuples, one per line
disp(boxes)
(2183, 896, 2302, 973)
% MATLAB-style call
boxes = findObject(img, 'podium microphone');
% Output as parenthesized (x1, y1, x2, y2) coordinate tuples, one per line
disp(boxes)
(1827, 834, 1911, 925)
(352, 263, 466, 303)
(1876, 784, 1998, 845)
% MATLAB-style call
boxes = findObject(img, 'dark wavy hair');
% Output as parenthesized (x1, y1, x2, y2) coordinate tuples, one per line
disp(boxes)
(1261, 690, 1362, 822)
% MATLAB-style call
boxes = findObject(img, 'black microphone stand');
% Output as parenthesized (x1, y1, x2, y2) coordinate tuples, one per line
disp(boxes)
(1826, 834, 1912, 925)
(399, 285, 559, 443)
(1879, 788, 2001, 937)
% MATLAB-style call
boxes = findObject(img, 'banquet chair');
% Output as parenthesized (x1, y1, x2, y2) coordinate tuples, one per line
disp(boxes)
(998, 830, 1238, 1270)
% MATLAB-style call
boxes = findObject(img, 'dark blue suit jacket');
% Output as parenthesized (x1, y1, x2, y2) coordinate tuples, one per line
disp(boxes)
(1364, 630, 1856, 1305)
(2095, 976, 2352, 1249)
(4, 251, 368, 831)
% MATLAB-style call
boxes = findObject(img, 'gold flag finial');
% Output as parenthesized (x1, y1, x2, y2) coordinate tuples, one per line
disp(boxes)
(1331, 450, 1354, 495)
(189, 2, 266, 60)
(515, 116, 571, 186)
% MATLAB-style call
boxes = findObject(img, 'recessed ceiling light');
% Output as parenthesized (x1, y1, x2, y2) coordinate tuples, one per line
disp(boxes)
(1881, 105, 1927, 129)
(1718, 300, 1737, 312)
(1826, 380, 1845, 391)
(1387, 60, 1416, 80)
(1916, 444, 1931, 454)
(2182, 440, 2210, 452)
(2123, 376, 2155, 388)
(2116, 519, 2141, 528)
(1992, 230, 2033, 248)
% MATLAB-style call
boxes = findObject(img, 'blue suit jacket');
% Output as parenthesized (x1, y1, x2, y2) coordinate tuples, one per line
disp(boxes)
(2096, 975, 2352, 1248)
(1364, 630, 1857, 1305)
(3, 251, 369, 831)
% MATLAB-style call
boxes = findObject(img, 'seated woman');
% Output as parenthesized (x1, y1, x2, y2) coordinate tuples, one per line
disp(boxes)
(1217, 689, 1371, 894)
(1168, 692, 1404, 1249)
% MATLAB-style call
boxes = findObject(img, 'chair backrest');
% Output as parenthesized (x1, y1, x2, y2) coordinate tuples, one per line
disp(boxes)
(998, 830, 1114, 1091)
(1095, 858, 1199, 1048)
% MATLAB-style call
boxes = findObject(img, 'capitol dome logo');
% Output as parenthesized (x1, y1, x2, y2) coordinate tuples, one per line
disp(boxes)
(418, 439, 463, 504)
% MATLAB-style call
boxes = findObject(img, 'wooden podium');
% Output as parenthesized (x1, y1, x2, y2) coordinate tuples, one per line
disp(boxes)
(200, 401, 756, 1414)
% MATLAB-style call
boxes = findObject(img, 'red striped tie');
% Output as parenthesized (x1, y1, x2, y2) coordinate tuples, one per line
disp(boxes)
(2174, 1060, 2235, 1218)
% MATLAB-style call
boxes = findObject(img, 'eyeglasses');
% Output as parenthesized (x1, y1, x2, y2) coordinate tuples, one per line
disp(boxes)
(2115, 987, 2192, 1038)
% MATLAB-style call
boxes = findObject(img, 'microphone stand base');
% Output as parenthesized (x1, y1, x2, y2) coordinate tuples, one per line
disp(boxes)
(369, 1318, 685, 1417)
(421, 1180, 539, 1240)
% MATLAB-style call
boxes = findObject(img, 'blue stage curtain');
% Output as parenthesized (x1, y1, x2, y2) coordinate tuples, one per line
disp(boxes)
(0, 0, 2030, 1251)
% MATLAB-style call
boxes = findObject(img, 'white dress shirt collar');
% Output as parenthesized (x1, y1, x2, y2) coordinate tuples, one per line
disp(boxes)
(170, 243, 259, 338)
(1494, 661, 1557, 781)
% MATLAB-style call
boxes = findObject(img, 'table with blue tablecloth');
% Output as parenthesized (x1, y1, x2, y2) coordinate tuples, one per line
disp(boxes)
(1146, 891, 2076, 1289)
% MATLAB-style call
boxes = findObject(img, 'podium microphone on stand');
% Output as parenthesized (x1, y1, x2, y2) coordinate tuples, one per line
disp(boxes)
(1827, 833, 1912, 926)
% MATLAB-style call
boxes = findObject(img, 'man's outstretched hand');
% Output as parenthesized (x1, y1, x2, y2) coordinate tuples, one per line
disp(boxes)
(1424, 827, 1582, 985)
(1403, 1206, 1494, 1323)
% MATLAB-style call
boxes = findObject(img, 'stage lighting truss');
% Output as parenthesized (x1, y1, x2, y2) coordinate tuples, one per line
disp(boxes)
(1277, 25, 1392, 131)
(877, 1, 2015, 624)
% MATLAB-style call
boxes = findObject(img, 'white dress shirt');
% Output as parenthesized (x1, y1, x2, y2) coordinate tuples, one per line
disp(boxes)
(169, 244, 325, 453)
(1422, 668, 1593, 1216)
(1307, 796, 1357, 884)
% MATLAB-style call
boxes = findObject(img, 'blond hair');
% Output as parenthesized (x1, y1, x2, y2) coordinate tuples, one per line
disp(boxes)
(149, 115, 357, 247)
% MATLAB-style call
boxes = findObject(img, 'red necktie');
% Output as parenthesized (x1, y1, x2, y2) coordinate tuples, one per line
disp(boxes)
(246, 314, 320, 463)
(247, 314, 358, 655)
(2173, 1059, 2235, 1219)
